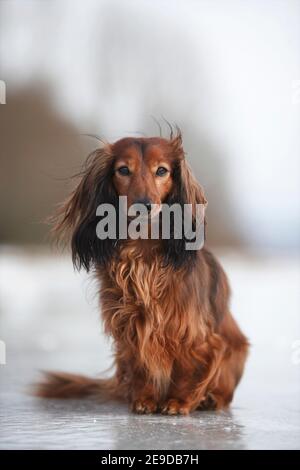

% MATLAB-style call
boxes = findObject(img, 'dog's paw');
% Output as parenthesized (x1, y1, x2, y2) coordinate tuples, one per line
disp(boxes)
(132, 398, 158, 414)
(198, 393, 218, 411)
(161, 398, 191, 416)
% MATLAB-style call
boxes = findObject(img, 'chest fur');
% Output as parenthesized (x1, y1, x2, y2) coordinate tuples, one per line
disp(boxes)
(101, 245, 198, 393)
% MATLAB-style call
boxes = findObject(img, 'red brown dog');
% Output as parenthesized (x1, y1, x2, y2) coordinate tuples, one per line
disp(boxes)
(36, 132, 248, 415)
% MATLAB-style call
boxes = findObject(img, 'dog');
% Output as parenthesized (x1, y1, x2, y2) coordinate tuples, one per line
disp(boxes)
(36, 131, 248, 415)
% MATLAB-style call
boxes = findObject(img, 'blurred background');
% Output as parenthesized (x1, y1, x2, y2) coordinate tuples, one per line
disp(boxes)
(0, 0, 300, 449)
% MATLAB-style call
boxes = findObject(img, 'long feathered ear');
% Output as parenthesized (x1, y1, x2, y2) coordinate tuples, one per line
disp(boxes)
(163, 131, 207, 268)
(51, 146, 118, 271)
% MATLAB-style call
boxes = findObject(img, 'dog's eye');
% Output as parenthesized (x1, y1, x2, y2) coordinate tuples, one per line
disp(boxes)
(117, 166, 130, 176)
(156, 167, 168, 177)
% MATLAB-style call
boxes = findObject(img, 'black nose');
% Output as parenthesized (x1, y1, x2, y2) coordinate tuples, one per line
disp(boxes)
(134, 198, 152, 212)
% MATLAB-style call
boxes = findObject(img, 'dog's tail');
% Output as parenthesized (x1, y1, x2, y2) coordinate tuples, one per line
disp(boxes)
(34, 371, 121, 401)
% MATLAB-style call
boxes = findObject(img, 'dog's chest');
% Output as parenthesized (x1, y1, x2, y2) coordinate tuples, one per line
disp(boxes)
(114, 243, 170, 306)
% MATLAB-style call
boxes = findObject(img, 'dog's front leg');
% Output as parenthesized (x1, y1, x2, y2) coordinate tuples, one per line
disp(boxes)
(160, 359, 204, 415)
(131, 380, 159, 414)
(161, 335, 226, 415)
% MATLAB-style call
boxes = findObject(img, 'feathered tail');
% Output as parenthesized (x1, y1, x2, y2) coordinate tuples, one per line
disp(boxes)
(34, 371, 121, 400)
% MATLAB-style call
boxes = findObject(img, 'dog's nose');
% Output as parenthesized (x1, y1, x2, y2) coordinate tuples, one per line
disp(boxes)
(134, 198, 152, 212)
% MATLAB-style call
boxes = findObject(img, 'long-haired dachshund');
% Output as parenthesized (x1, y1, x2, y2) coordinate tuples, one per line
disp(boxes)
(36, 131, 248, 415)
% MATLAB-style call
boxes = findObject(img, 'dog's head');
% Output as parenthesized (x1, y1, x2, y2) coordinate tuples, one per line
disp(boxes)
(112, 136, 177, 212)
(53, 131, 207, 270)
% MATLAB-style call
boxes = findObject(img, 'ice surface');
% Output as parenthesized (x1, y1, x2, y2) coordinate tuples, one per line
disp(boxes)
(0, 248, 299, 449)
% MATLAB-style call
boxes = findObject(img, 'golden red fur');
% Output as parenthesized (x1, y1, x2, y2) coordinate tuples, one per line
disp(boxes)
(36, 132, 249, 415)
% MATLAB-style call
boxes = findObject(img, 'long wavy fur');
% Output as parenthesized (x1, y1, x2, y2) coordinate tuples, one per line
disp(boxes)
(35, 131, 248, 414)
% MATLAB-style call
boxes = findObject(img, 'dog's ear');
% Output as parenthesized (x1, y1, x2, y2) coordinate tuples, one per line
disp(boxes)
(163, 131, 207, 269)
(52, 147, 118, 270)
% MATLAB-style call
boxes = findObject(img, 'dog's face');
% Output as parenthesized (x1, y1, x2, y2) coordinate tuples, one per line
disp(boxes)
(53, 132, 207, 270)
(112, 137, 175, 213)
